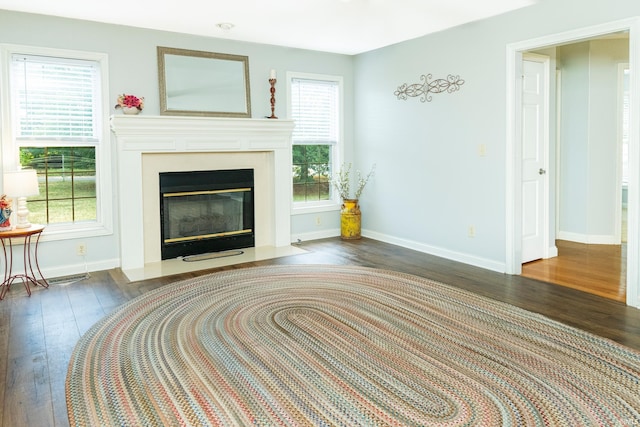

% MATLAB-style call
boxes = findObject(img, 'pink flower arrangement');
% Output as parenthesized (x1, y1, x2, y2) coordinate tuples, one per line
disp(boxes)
(0, 195, 12, 230)
(115, 94, 144, 110)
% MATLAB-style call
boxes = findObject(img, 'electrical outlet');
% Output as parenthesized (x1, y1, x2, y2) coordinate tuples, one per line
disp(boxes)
(315, 216, 321, 226)
(478, 144, 487, 157)
(468, 225, 476, 238)
(77, 243, 87, 256)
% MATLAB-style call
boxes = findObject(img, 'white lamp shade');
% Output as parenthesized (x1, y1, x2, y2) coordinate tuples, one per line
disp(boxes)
(3, 169, 40, 197)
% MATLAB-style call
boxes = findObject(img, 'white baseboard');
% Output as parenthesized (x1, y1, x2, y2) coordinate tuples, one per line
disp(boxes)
(362, 229, 506, 273)
(44, 230, 506, 281)
(292, 228, 340, 243)
(41, 258, 120, 281)
(557, 231, 618, 245)
(546, 244, 558, 258)
(294, 228, 506, 273)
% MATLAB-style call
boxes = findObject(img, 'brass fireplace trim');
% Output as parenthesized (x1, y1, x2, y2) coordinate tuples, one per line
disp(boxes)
(164, 229, 253, 244)
(163, 188, 252, 198)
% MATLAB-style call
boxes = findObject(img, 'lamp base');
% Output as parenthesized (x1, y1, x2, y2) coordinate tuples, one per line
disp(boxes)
(14, 197, 31, 229)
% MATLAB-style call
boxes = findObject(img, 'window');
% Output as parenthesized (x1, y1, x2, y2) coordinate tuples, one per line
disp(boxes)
(289, 74, 342, 209)
(1, 45, 112, 239)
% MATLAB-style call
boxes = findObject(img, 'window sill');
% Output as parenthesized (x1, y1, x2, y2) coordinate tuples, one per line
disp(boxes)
(37, 222, 113, 242)
(291, 202, 341, 215)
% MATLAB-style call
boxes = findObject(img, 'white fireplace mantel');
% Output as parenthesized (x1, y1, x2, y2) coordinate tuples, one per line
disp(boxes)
(111, 115, 295, 272)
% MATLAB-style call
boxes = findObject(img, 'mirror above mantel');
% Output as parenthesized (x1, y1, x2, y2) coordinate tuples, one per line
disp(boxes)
(157, 46, 252, 118)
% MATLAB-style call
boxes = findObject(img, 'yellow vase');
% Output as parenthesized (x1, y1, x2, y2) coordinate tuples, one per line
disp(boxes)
(340, 199, 361, 240)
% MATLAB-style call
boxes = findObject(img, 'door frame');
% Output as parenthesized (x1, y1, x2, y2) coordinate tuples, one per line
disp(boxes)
(615, 62, 630, 244)
(506, 17, 640, 308)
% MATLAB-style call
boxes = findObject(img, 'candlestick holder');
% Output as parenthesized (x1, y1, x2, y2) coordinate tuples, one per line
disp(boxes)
(268, 78, 278, 119)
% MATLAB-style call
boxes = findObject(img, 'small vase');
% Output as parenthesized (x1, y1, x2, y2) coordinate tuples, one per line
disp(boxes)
(340, 199, 361, 240)
(122, 107, 140, 115)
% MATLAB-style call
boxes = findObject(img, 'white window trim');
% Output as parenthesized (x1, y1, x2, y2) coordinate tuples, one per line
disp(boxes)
(286, 71, 344, 215)
(0, 44, 113, 241)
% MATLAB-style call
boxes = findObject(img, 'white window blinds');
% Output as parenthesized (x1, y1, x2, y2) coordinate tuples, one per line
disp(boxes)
(10, 54, 99, 141)
(291, 78, 339, 145)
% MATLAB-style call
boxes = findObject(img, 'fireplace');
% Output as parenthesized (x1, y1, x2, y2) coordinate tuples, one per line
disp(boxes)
(111, 115, 294, 274)
(160, 169, 255, 259)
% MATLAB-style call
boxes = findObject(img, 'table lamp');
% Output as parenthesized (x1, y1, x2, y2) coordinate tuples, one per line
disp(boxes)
(3, 169, 40, 229)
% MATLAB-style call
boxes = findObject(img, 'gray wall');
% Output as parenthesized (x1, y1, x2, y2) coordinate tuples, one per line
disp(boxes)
(557, 39, 629, 242)
(353, 0, 640, 270)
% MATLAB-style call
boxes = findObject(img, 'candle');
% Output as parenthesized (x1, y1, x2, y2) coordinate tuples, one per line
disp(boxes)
(270, 69, 277, 80)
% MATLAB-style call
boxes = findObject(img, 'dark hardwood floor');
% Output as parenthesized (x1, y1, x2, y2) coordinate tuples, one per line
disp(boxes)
(1, 237, 639, 426)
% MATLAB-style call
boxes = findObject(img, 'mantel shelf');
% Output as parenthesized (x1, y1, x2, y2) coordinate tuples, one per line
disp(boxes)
(110, 115, 295, 138)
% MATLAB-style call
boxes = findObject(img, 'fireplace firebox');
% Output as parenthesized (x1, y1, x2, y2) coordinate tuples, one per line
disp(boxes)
(159, 169, 254, 260)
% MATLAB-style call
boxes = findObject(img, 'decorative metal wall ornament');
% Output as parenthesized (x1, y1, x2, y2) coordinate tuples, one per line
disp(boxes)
(394, 74, 465, 102)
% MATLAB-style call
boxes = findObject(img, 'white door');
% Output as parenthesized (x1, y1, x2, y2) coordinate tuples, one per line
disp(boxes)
(521, 55, 549, 263)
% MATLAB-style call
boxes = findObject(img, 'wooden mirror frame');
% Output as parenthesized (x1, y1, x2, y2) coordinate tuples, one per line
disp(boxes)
(157, 46, 251, 118)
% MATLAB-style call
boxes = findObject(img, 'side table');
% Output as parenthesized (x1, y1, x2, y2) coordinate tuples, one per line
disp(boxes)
(0, 224, 49, 300)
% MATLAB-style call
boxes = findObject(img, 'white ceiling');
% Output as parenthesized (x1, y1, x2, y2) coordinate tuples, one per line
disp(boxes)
(0, 0, 536, 55)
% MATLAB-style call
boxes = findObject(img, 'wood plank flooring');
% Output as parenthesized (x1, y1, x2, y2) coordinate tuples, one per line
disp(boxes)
(522, 240, 626, 302)
(1, 237, 639, 426)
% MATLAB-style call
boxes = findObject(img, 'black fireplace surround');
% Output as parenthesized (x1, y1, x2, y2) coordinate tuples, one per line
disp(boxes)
(159, 169, 255, 260)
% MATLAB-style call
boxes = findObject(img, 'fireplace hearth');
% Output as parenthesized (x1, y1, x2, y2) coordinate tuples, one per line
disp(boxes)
(160, 169, 255, 259)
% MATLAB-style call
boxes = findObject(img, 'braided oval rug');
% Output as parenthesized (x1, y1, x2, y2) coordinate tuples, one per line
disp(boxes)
(66, 265, 640, 426)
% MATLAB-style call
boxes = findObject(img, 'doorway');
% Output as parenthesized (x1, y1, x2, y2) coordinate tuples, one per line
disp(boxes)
(506, 18, 640, 308)
(521, 36, 629, 302)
